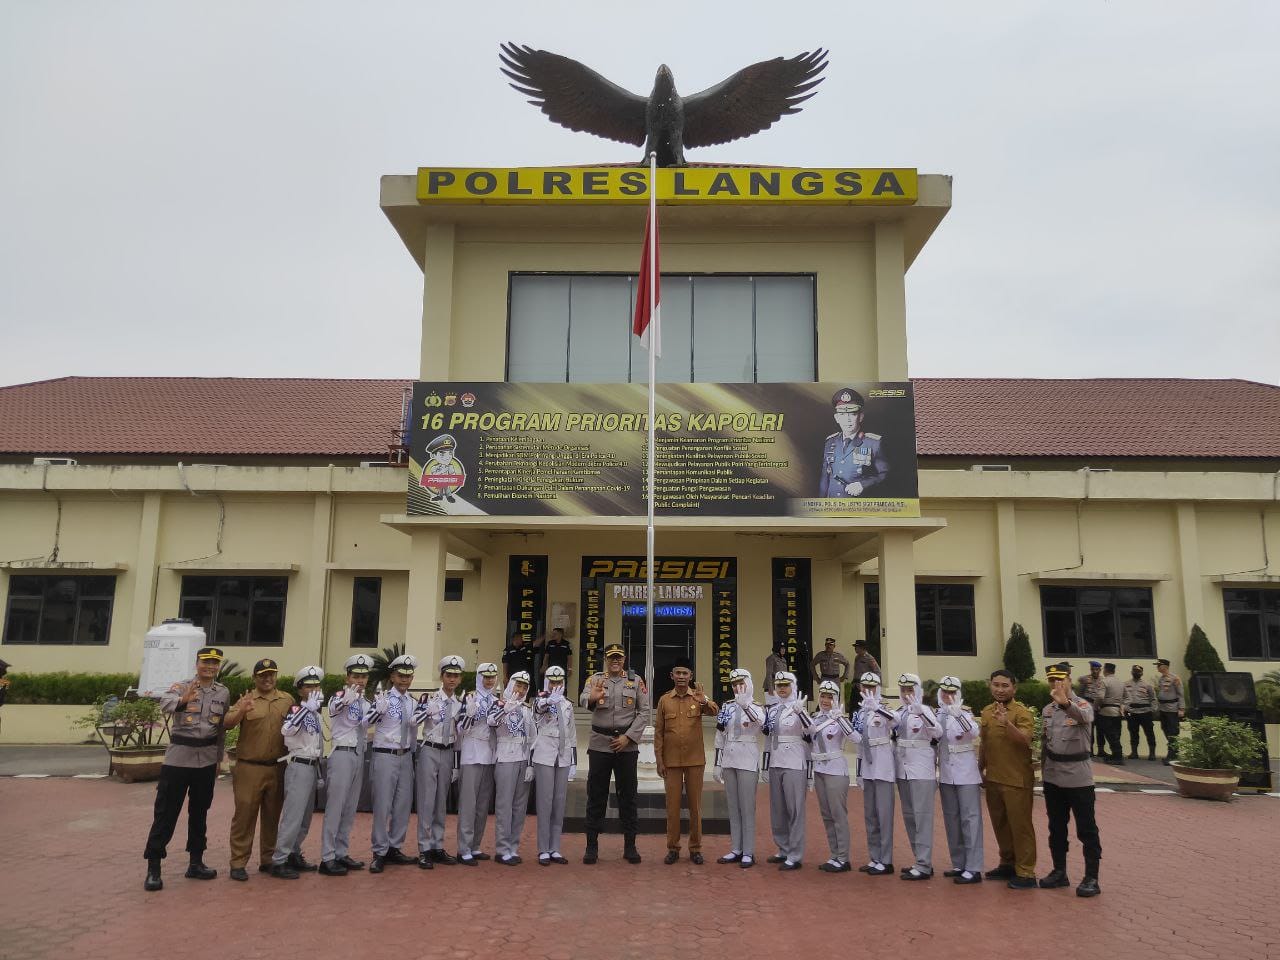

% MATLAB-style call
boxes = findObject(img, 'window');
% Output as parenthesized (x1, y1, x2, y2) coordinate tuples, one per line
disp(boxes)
(179, 576, 288, 646)
(2, 575, 116, 645)
(507, 273, 816, 383)
(350, 577, 381, 648)
(1040, 586, 1155, 658)
(445, 577, 464, 602)
(863, 582, 977, 656)
(1223, 589, 1280, 660)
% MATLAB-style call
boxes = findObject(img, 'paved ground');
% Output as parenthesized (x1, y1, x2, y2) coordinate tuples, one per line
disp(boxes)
(3, 776, 1279, 960)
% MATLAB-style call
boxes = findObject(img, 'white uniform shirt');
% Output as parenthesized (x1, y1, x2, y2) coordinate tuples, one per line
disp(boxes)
(371, 688, 416, 750)
(809, 711, 857, 777)
(328, 689, 370, 752)
(281, 701, 323, 760)
(490, 701, 535, 763)
(855, 701, 897, 783)
(893, 703, 941, 781)
(457, 688, 498, 766)
(763, 700, 810, 771)
(715, 699, 764, 772)
(936, 705, 982, 786)
(531, 691, 575, 767)
(414, 691, 462, 747)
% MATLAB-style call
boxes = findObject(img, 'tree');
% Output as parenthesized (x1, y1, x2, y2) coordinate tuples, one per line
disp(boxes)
(1183, 624, 1225, 674)
(368, 642, 406, 691)
(1003, 622, 1036, 682)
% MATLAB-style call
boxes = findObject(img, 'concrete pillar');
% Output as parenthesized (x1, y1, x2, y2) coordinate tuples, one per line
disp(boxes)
(419, 224, 457, 380)
(406, 529, 448, 668)
(125, 491, 163, 667)
(1174, 502, 1204, 661)
(995, 500, 1019, 639)
(878, 529, 917, 681)
(306, 493, 333, 669)
(874, 220, 908, 380)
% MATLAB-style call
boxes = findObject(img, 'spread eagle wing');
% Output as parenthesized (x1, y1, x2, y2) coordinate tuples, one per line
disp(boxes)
(682, 49, 828, 149)
(500, 43, 648, 147)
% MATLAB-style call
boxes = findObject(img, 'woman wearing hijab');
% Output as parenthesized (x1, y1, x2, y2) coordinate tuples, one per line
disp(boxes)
(532, 665, 575, 866)
(713, 667, 764, 868)
(490, 670, 535, 865)
(935, 675, 984, 884)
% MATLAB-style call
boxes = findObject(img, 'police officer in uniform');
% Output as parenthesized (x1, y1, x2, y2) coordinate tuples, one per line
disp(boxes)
(270, 665, 326, 878)
(456, 661, 500, 865)
(819, 388, 888, 498)
(894, 673, 941, 881)
(810, 680, 856, 873)
(579, 642, 650, 865)
(935, 676, 984, 884)
(1040, 665, 1102, 898)
(368, 654, 418, 873)
(142, 645, 230, 891)
(853, 672, 897, 876)
(713, 668, 764, 868)
(810, 637, 850, 690)
(320, 653, 373, 876)
(423, 433, 465, 503)
(413, 654, 465, 867)
(533, 665, 576, 866)
(1097, 663, 1126, 764)
(1154, 658, 1185, 764)
(762, 671, 811, 870)
(1122, 664, 1158, 760)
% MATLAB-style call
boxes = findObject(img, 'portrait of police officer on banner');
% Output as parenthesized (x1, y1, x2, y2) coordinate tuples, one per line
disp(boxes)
(819, 388, 889, 498)
(420, 433, 466, 504)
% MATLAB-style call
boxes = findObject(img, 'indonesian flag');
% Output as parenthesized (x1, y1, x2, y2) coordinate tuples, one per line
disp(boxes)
(632, 205, 661, 356)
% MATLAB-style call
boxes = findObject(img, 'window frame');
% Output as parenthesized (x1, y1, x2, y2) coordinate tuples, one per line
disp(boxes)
(1222, 588, 1280, 661)
(863, 581, 978, 657)
(349, 576, 382, 649)
(1038, 585, 1156, 659)
(177, 575, 289, 647)
(1, 574, 117, 646)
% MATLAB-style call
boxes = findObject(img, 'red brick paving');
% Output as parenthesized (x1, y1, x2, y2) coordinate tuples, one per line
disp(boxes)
(2, 778, 1278, 960)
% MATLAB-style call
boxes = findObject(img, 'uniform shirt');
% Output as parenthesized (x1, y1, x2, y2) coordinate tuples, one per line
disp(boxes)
(1098, 675, 1125, 716)
(809, 711, 856, 777)
(936, 706, 981, 786)
(819, 431, 887, 497)
(762, 654, 789, 698)
(161, 680, 230, 768)
(654, 688, 717, 767)
(1155, 672, 1185, 712)
(457, 687, 499, 765)
(715, 699, 764, 772)
(414, 691, 462, 747)
(578, 672, 650, 753)
(811, 649, 850, 681)
(1077, 675, 1104, 703)
(328, 688, 370, 752)
(281, 699, 323, 760)
(501, 643, 537, 679)
(892, 703, 940, 781)
(531, 690, 575, 767)
(763, 700, 810, 771)
(1041, 697, 1096, 788)
(853, 699, 897, 783)
(226, 686, 293, 763)
(370, 688, 417, 750)
(1122, 678, 1157, 714)
(852, 651, 881, 682)
(490, 701, 535, 763)
(540, 638, 573, 674)
(978, 700, 1035, 789)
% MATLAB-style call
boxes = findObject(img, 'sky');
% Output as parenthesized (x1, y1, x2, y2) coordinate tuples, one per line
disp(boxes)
(2, 1, 1278, 387)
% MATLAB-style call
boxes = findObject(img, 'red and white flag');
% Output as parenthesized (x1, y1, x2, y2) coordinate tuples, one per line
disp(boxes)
(632, 200, 661, 356)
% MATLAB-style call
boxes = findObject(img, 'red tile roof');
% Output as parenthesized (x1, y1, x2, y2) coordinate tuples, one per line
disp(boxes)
(1, 376, 1277, 460)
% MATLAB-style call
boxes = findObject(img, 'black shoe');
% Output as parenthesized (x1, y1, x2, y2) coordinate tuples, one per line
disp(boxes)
(430, 849, 457, 865)
(901, 868, 932, 881)
(472, 852, 491, 861)
(858, 863, 874, 873)
(229, 867, 249, 882)
(459, 854, 478, 866)
(144, 860, 163, 892)
(338, 856, 365, 871)
(1128, 752, 1139, 760)
(624, 844, 642, 865)
(416, 854, 435, 870)
(690, 852, 704, 865)
(258, 863, 272, 874)
(551, 854, 568, 865)
(718, 853, 742, 864)
(819, 861, 851, 873)
(766, 854, 787, 864)
(270, 862, 299, 880)
(1007, 875, 1037, 889)
(369, 856, 386, 874)
(664, 850, 680, 865)
(185, 862, 217, 880)
(1076, 877, 1101, 898)
(866, 863, 893, 876)
(985, 864, 1016, 879)
(1112, 757, 1126, 766)
(740, 856, 755, 869)
(954, 872, 983, 884)
(288, 853, 317, 873)
(1147, 751, 1156, 761)
(943, 869, 963, 878)
(1039, 868, 1071, 889)
(498, 854, 522, 866)
(1162, 757, 1172, 766)
(318, 860, 348, 876)
(779, 861, 802, 871)
(385, 848, 415, 865)
(582, 845, 598, 865)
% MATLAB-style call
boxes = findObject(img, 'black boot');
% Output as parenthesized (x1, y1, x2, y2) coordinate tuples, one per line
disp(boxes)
(1077, 861, 1101, 898)
(185, 859, 217, 880)
(1039, 867, 1071, 888)
(582, 833, 599, 865)
(623, 835, 642, 864)
(144, 858, 163, 892)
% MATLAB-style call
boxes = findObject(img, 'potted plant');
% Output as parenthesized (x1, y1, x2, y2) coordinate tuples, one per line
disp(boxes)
(76, 695, 169, 782)
(1170, 716, 1267, 801)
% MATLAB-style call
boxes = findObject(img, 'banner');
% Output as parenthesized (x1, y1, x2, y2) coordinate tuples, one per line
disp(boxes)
(506, 556, 547, 649)
(771, 558, 813, 696)
(408, 382, 918, 519)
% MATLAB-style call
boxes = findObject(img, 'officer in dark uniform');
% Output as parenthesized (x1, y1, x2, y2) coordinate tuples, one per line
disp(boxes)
(819, 388, 888, 498)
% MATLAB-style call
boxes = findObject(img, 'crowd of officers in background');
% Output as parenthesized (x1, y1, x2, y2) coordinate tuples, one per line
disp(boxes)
(137, 640, 1191, 901)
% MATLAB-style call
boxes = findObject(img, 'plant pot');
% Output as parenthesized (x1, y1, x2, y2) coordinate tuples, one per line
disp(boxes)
(109, 746, 167, 783)
(1170, 762, 1240, 802)
(220, 746, 237, 776)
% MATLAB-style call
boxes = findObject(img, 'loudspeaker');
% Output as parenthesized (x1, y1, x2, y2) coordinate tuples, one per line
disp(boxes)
(1189, 708, 1273, 791)
(1190, 672, 1257, 711)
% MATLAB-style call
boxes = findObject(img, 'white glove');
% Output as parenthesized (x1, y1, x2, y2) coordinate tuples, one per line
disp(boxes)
(712, 766, 724, 784)
(302, 690, 323, 713)
(523, 766, 534, 783)
(806, 777, 815, 793)
(760, 769, 770, 784)
(373, 691, 388, 714)
(568, 764, 576, 782)
(451, 768, 459, 784)
(795, 695, 808, 710)
(549, 689, 565, 705)
(735, 691, 750, 707)
(909, 701, 923, 715)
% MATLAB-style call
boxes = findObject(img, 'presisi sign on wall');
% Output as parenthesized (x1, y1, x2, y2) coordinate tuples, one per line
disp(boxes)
(407, 382, 919, 519)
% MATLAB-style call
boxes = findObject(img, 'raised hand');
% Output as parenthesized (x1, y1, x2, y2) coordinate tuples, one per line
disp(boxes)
(234, 690, 255, 713)
(302, 689, 323, 713)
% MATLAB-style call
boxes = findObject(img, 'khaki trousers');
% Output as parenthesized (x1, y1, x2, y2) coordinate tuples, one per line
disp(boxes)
(984, 781, 1036, 878)
(229, 760, 284, 868)
(662, 765, 705, 852)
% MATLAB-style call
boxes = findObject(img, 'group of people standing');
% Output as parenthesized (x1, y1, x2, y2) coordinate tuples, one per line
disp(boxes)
(1075, 659, 1185, 764)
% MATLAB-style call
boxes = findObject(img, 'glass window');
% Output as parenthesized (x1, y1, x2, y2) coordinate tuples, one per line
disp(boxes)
(444, 577, 464, 602)
(863, 582, 976, 656)
(178, 576, 288, 646)
(1039, 586, 1155, 658)
(511, 273, 816, 384)
(350, 577, 381, 649)
(2, 575, 117, 645)
(1223, 589, 1280, 660)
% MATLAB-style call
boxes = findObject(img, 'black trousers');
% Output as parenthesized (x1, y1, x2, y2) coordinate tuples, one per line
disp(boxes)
(1159, 712, 1181, 759)
(1042, 781, 1101, 871)
(1098, 715, 1123, 758)
(1090, 707, 1105, 755)
(1126, 713, 1156, 753)
(143, 763, 217, 861)
(585, 749, 639, 836)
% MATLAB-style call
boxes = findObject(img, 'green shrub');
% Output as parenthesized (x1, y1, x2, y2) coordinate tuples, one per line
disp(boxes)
(74, 695, 164, 749)
(6, 672, 139, 705)
(1172, 716, 1267, 771)
(1016, 679, 1052, 712)
(1256, 681, 1280, 725)
(961, 680, 993, 713)
(1003, 623, 1036, 682)
(1184, 624, 1225, 674)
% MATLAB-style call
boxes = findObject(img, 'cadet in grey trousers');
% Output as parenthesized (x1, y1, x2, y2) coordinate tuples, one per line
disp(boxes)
(810, 680, 855, 870)
(532, 666, 575, 863)
(763, 673, 810, 868)
(456, 663, 501, 864)
(320, 655, 373, 874)
(368, 655, 419, 868)
(936, 677, 985, 881)
(853, 674, 897, 873)
(272, 668, 325, 877)
(492, 673, 535, 864)
(714, 668, 764, 866)
(413, 658, 465, 863)
(894, 674, 941, 880)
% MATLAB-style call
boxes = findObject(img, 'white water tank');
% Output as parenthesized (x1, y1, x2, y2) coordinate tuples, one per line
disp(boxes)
(137, 619, 208, 696)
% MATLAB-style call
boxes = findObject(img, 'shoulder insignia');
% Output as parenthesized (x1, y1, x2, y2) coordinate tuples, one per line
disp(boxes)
(824, 432, 839, 441)
(288, 705, 299, 714)
(864, 432, 881, 441)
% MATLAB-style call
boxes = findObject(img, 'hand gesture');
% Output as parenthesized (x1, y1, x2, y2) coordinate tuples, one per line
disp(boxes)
(303, 689, 323, 713)
(234, 690, 255, 713)
(691, 681, 707, 705)
(1050, 681, 1070, 707)
(993, 702, 1008, 727)
(735, 690, 750, 707)
(374, 690, 389, 713)
(178, 678, 201, 705)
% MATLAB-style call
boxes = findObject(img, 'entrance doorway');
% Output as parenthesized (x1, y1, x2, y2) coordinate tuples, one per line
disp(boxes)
(621, 602, 695, 702)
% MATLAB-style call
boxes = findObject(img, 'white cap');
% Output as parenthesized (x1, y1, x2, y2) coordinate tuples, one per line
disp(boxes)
(389, 654, 418, 674)
(729, 668, 752, 683)
(898, 672, 922, 687)
(476, 662, 499, 677)
(859, 672, 882, 687)
(773, 671, 796, 686)
(438, 654, 465, 674)
(295, 664, 324, 686)
(818, 679, 841, 696)
(938, 675, 962, 692)
(510, 670, 531, 685)
(343, 653, 373, 674)
(544, 665, 566, 681)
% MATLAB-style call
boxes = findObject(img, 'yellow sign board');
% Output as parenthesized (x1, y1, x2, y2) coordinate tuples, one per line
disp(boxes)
(415, 166, 917, 205)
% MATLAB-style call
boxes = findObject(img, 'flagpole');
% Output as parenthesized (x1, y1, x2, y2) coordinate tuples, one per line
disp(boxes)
(644, 150, 657, 702)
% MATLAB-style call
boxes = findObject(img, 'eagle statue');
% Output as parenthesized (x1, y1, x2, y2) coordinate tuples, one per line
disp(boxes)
(499, 43, 828, 167)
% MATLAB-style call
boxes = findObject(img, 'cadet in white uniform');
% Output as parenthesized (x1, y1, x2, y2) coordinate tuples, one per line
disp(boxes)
(491, 671, 535, 865)
(368, 654, 418, 873)
(271, 665, 325, 878)
(763, 671, 811, 870)
(894, 672, 941, 880)
(811, 679, 856, 873)
(713, 668, 764, 869)
(854, 672, 897, 875)
(413, 654, 465, 868)
(935, 675, 984, 884)
(456, 661, 500, 865)
(320, 653, 373, 876)
(532, 665, 575, 865)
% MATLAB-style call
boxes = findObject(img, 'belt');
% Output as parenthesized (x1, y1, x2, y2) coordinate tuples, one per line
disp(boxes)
(867, 736, 892, 747)
(330, 745, 358, 753)
(1158, 698, 1180, 704)
(592, 725, 627, 737)
(1100, 701, 1121, 708)
(946, 743, 976, 754)
(236, 757, 279, 766)
(496, 736, 525, 744)
(373, 746, 410, 756)
(171, 734, 218, 748)
(420, 741, 454, 750)
(897, 740, 935, 750)
(1126, 707, 1153, 714)
(776, 735, 804, 744)
(1045, 749, 1091, 762)
(289, 756, 320, 766)
(810, 751, 842, 762)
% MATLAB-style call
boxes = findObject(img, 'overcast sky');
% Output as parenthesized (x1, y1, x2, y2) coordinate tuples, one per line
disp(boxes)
(3, 1, 1277, 387)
